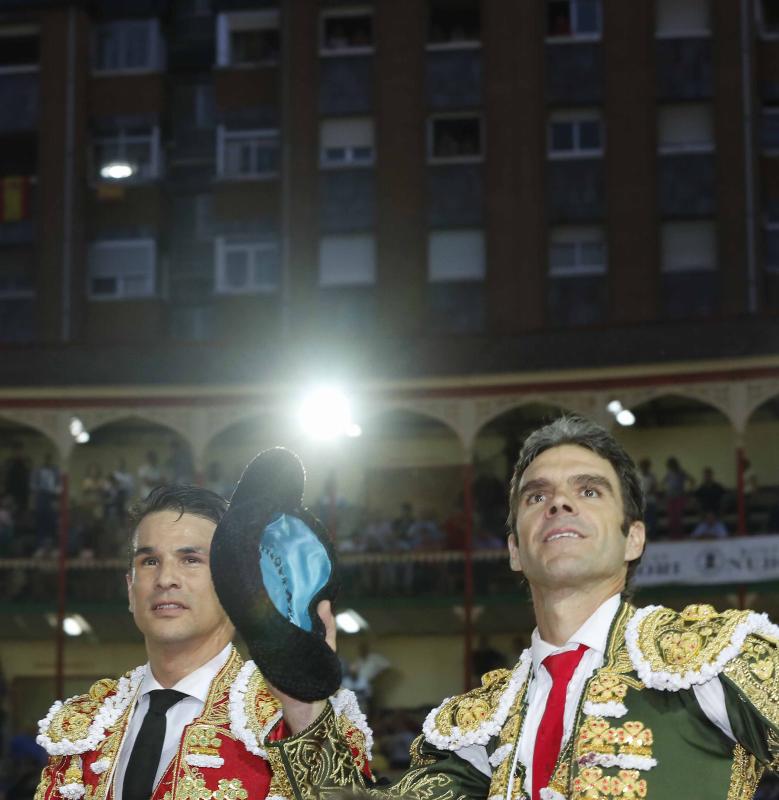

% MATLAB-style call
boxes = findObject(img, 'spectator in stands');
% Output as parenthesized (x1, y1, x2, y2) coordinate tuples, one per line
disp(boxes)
(4, 440, 30, 518)
(137, 449, 162, 499)
(471, 634, 507, 682)
(443, 493, 468, 550)
(691, 511, 729, 540)
(80, 462, 107, 557)
(165, 440, 194, 484)
(695, 467, 726, 516)
(206, 460, 233, 500)
(473, 465, 507, 537)
(0, 494, 13, 556)
(742, 458, 759, 532)
(350, 640, 390, 720)
(407, 510, 445, 551)
(662, 456, 694, 539)
(112, 457, 135, 519)
(31, 453, 61, 555)
(638, 458, 659, 539)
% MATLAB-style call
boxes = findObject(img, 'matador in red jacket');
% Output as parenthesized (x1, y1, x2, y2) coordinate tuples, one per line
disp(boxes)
(34, 483, 369, 800)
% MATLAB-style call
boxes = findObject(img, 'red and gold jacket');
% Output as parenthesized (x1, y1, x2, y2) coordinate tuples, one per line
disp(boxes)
(34, 647, 372, 800)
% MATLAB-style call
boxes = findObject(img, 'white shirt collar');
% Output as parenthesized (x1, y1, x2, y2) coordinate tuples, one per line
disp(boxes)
(531, 594, 621, 676)
(139, 642, 233, 704)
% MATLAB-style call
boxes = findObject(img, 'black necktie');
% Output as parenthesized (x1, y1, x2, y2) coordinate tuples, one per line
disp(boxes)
(123, 689, 187, 800)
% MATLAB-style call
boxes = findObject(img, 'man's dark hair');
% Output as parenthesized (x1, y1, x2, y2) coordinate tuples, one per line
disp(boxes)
(507, 415, 645, 585)
(127, 484, 228, 569)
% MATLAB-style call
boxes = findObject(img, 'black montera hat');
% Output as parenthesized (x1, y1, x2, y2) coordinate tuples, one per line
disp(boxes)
(210, 447, 341, 701)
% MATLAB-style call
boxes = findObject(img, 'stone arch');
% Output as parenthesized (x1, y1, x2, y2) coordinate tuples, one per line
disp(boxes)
(340, 406, 468, 527)
(471, 395, 590, 448)
(203, 408, 306, 498)
(0, 410, 61, 454)
(743, 393, 779, 500)
(68, 415, 195, 504)
(617, 392, 735, 486)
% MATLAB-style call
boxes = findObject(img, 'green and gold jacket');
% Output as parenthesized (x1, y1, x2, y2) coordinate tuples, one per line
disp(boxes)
(265, 603, 779, 800)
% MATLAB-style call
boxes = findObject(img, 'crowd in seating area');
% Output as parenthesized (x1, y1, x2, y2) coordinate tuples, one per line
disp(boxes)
(2, 441, 779, 562)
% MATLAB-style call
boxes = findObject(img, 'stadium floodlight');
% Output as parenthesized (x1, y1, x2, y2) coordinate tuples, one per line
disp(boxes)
(76, 431, 90, 444)
(606, 399, 623, 415)
(616, 409, 636, 427)
(299, 385, 361, 441)
(335, 609, 368, 633)
(100, 161, 134, 180)
(69, 416, 84, 437)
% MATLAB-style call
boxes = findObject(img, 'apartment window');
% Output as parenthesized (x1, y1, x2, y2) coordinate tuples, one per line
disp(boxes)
(549, 227, 606, 276)
(217, 127, 279, 179)
(319, 234, 376, 286)
(93, 20, 163, 73)
(428, 0, 480, 47)
(88, 239, 156, 299)
(656, 0, 710, 37)
(0, 175, 33, 223)
(546, 0, 601, 40)
(658, 104, 714, 153)
(93, 126, 161, 181)
(661, 221, 716, 272)
(548, 111, 603, 158)
(765, 222, 779, 272)
(320, 8, 373, 55)
(758, 0, 779, 36)
(216, 11, 280, 66)
(762, 105, 779, 152)
(428, 229, 485, 282)
(0, 249, 33, 297)
(215, 237, 278, 294)
(428, 114, 483, 163)
(0, 274, 33, 297)
(320, 118, 374, 167)
(0, 27, 38, 73)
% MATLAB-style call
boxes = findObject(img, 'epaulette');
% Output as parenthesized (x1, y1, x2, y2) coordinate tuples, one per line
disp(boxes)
(422, 651, 532, 751)
(38, 667, 145, 757)
(625, 604, 779, 691)
(722, 630, 779, 728)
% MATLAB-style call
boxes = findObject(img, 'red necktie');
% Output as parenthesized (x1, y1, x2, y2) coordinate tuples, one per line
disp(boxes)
(532, 643, 588, 800)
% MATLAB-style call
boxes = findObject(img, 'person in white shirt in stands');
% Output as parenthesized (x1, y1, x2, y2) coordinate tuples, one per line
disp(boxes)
(254, 415, 779, 800)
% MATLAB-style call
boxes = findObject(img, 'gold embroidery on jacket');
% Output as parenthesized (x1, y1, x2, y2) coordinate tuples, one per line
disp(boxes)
(637, 604, 751, 675)
(576, 718, 654, 762)
(486, 677, 529, 800)
(213, 778, 248, 800)
(572, 767, 647, 799)
(431, 669, 511, 740)
(726, 745, 763, 800)
(722, 634, 779, 728)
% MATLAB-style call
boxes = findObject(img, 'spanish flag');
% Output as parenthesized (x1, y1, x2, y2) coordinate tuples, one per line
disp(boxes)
(0, 176, 31, 222)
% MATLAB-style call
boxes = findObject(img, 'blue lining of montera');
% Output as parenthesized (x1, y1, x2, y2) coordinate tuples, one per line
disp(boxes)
(258, 513, 331, 632)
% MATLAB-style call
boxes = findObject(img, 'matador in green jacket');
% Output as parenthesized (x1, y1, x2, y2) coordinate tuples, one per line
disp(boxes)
(211, 418, 779, 800)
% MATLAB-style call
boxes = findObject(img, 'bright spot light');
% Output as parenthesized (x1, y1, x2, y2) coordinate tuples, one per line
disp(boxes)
(61, 614, 91, 636)
(63, 616, 82, 636)
(606, 400, 623, 415)
(299, 386, 357, 440)
(100, 162, 134, 180)
(616, 409, 636, 427)
(76, 431, 90, 444)
(346, 423, 362, 438)
(335, 609, 368, 634)
(69, 416, 84, 437)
